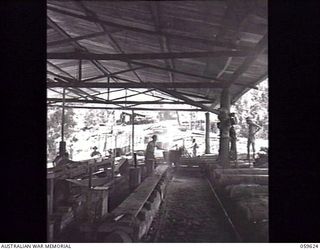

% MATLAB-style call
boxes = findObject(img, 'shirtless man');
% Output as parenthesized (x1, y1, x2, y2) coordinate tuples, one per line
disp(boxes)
(246, 117, 262, 161)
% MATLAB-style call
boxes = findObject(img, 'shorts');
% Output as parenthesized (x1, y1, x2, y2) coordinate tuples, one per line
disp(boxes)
(248, 136, 255, 144)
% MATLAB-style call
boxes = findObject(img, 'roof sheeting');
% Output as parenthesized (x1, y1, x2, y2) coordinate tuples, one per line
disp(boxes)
(47, 0, 267, 112)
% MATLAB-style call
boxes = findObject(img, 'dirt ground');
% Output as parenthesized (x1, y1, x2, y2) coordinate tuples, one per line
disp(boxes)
(143, 168, 237, 242)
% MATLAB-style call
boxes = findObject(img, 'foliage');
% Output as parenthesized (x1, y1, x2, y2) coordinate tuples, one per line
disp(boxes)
(83, 110, 112, 127)
(47, 107, 77, 160)
(232, 80, 268, 139)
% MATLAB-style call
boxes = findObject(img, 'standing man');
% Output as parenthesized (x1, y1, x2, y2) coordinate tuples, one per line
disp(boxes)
(229, 125, 237, 160)
(191, 138, 198, 157)
(145, 135, 160, 174)
(145, 135, 159, 161)
(246, 117, 262, 161)
(69, 144, 73, 160)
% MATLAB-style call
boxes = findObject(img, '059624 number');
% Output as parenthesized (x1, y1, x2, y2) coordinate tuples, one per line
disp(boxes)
(300, 244, 319, 248)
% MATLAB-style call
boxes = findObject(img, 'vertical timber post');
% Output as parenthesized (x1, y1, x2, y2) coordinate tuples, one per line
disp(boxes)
(205, 112, 210, 154)
(59, 88, 66, 155)
(218, 88, 231, 168)
(132, 110, 135, 155)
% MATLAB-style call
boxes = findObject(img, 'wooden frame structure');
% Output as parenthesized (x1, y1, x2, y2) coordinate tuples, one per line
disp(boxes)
(47, 0, 267, 112)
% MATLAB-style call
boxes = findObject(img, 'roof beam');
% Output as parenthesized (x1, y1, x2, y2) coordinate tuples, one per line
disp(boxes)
(127, 88, 173, 102)
(121, 60, 228, 83)
(47, 98, 212, 105)
(48, 105, 203, 112)
(47, 81, 232, 89)
(82, 66, 146, 82)
(47, 14, 251, 87)
(111, 89, 155, 102)
(47, 50, 250, 61)
(154, 88, 219, 114)
(47, 4, 250, 51)
(46, 63, 98, 100)
(173, 91, 216, 101)
(48, 76, 257, 90)
(48, 52, 256, 88)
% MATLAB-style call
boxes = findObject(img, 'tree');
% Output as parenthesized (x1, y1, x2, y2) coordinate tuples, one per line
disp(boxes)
(83, 110, 110, 127)
(47, 107, 77, 160)
(232, 80, 268, 140)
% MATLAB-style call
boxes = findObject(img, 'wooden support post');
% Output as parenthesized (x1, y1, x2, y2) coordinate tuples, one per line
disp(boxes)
(88, 164, 93, 189)
(47, 177, 54, 216)
(132, 110, 134, 155)
(59, 88, 66, 155)
(218, 88, 231, 168)
(78, 59, 82, 81)
(129, 167, 141, 191)
(114, 134, 117, 156)
(205, 112, 210, 154)
(61, 89, 66, 141)
(133, 153, 137, 168)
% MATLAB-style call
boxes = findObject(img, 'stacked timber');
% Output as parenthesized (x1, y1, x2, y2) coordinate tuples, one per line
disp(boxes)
(180, 154, 218, 166)
(48, 158, 112, 180)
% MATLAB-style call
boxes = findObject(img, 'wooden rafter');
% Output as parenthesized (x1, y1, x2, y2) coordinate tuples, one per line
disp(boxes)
(47, 50, 250, 61)
(155, 88, 219, 114)
(108, 59, 256, 87)
(173, 91, 216, 101)
(127, 88, 173, 102)
(47, 77, 257, 90)
(48, 105, 203, 112)
(82, 66, 146, 82)
(47, 81, 235, 89)
(47, 99, 212, 105)
(109, 89, 155, 102)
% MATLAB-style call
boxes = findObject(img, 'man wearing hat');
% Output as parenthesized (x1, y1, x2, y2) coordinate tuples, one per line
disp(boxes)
(91, 146, 102, 158)
(246, 117, 262, 161)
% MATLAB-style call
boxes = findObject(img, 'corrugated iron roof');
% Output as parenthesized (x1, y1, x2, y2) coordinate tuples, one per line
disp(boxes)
(47, 0, 267, 112)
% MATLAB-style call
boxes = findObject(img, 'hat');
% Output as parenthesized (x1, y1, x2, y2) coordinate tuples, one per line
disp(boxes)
(93, 146, 98, 150)
(152, 135, 157, 139)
